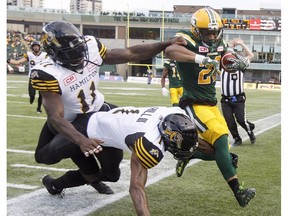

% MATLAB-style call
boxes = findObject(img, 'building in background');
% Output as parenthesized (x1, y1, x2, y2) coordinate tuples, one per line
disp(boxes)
(70, 0, 102, 14)
(7, 0, 44, 8)
(6, 4, 281, 84)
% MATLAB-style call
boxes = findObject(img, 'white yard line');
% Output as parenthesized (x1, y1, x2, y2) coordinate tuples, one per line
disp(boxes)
(7, 114, 46, 119)
(7, 183, 39, 190)
(7, 113, 281, 216)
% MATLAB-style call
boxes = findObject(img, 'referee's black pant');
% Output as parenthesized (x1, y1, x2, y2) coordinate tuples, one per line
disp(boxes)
(221, 97, 253, 139)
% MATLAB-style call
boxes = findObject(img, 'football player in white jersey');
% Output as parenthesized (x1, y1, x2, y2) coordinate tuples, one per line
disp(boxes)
(39, 106, 199, 215)
(29, 21, 187, 195)
(7, 41, 47, 113)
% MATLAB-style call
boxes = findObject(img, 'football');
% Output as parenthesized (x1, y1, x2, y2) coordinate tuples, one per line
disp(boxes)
(220, 52, 237, 72)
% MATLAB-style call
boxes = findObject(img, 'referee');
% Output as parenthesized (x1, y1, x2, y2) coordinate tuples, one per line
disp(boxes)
(220, 38, 256, 146)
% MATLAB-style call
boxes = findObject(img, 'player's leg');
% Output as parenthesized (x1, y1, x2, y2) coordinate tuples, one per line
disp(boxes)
(28, 78, 35, 104)
(187, 105, 256, 207)
(169, 88, 179, 106)
(37, 91, 42, 113)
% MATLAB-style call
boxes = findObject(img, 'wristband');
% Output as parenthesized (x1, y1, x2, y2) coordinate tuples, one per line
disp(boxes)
(194, 54, 205, 64)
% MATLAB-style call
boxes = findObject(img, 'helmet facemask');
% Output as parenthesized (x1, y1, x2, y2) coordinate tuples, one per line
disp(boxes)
(198, 28, 223, 46)
(158, 114, 198, 160)
(41, 21, 89, 73)
(55, 37, 89, 73)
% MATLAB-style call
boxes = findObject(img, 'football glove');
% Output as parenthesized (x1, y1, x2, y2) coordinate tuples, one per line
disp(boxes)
(225, 53, 250, 72)
(161, 87, 169, 97)
(202, 57, 220, 75)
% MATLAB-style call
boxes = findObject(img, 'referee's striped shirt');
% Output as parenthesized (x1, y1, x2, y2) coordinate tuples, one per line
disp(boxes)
(220, 69, 244, 96)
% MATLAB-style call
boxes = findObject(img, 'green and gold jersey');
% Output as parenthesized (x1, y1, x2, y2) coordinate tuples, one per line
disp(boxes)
(163, 60, 182, 88)
(175, 30, 227, 105)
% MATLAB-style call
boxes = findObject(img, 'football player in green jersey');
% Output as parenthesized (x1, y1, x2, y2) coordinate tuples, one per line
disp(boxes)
(165, 7, 255, 207)
(161, 59, 183, 106)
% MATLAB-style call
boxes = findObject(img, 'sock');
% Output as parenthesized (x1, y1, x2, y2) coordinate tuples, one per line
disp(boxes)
(214, 135, 237, 180)
(228, 178, 240, 195)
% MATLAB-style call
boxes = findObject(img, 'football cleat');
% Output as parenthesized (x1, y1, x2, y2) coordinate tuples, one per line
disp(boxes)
(42, 175, 63, 195)
(248, 131, 256, 144)
(232, 137, 242, 146)
(36, 108, 42, 114)
(90, 181, 114, 194)
(175, 158, 190, 177)
(235, 186, 256, 207)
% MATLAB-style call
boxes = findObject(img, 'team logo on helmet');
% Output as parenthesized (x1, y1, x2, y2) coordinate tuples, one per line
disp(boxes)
(164, 128, 183, 148)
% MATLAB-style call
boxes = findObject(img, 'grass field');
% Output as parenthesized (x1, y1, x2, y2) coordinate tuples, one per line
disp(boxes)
(6, 74, 281, 215)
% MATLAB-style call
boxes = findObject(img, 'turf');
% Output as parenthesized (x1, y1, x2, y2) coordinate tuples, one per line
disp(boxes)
(7, 74, 281, 215)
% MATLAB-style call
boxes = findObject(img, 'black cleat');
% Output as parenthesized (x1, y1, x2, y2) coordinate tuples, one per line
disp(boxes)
(90, 181, 114, 194)
(42, 175, 63, 195)
(235, 187, 256, 207)
(36, 108, 42, 114)
(248, 131, 256, 144)
(232, 137, 242, 146)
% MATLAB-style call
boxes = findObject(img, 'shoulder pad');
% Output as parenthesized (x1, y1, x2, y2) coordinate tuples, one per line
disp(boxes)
(30, 68, 60, 94)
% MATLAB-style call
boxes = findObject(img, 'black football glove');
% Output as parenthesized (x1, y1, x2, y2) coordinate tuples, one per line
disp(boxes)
(225, 53, 250, 72)
(202, 57, 220, 75)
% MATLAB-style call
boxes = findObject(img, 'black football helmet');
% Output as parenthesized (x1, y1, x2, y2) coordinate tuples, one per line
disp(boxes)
(41, 21, 88, 73)
(158, 113, 198, 160)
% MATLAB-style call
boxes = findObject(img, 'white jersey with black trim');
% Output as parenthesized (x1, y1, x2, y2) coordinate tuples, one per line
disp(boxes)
(30, 35, 105, 122)
(25, 51, 47, 77)
(87, 106, 187, 169)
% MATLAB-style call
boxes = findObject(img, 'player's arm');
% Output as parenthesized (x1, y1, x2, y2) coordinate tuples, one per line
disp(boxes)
(41, 91, 104, 155)
(7, 57, 27, 65)
(165, 43, 219, 72)
(228, 38, 254, 61)
(103, 36, 187, 64)
(130, 149, 150, 216)
(165, 43, 198, 63)
(161, 68, 168, 88)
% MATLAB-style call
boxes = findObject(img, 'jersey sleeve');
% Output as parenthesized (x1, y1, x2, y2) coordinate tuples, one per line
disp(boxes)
(96, 38, 107, 60)
(30, 68, 61, 94)
(175, 30, 197, 48)
(133, 136, 164, 169)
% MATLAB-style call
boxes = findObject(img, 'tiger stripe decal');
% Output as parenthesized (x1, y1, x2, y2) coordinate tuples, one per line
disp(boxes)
(134, 137, 160, 169)
(31, 79, 60, 93)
